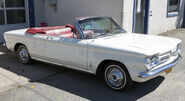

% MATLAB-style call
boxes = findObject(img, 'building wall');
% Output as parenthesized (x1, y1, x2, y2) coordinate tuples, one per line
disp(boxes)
(122, 0, 134, 32)
(34, 0, 135, 30)
(34, 0, 45, 26)
(149, 0, 185, 34)
(44, 0, 123, 25)
(33, 0, 184, 34)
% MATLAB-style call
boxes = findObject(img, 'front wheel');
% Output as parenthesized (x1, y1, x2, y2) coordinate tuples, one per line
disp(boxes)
(17, 45, 32, 64)
(104, 62, 132, 91)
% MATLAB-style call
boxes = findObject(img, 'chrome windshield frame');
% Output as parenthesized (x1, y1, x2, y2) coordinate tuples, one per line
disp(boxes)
(74, 16, 126, 39)
(74, 20, 85, 39)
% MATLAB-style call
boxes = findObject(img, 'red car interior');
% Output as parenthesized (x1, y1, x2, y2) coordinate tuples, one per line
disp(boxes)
(26, 24, 74, 38)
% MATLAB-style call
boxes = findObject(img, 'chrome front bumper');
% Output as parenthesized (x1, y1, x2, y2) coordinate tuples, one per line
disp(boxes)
(139, 54, 182, 78)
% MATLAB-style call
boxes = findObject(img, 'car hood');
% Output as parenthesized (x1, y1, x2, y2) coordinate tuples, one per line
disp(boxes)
(91, 33, 181, 56)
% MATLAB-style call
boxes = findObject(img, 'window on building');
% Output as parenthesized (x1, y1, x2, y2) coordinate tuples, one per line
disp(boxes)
(0, 0, 26, 25)
(5, 0, 25, 7)
(0, 10, 5, 25)
(0, 1, 3, 8)
(7, 10, 26, 24)
(167, 0, 180, 17)
(0, 1, 4, 25)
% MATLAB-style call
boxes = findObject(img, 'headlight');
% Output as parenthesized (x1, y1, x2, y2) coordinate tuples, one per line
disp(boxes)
(145, 56, 159, 70)
(172, 44, 181, 56)
(177, 44, 181, 53)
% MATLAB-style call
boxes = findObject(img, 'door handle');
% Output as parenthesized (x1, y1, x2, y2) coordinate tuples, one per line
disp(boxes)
(47, 37, 53, 40)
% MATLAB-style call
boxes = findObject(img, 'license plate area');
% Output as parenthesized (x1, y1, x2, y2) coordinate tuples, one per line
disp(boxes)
(165, 68, 172, 74)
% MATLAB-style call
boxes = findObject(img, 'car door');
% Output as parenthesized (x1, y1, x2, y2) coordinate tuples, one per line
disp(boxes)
(45, 35, 88, 70)
(26, 34, 47, 60)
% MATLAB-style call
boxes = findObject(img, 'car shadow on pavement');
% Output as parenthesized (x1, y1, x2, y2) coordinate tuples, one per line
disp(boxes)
(0, 44, 65, 82)
(38, 71, 164, 101)
(0, 44, 165, 101)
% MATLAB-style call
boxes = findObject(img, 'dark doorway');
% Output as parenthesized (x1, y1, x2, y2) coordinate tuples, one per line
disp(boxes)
(133, 0, 150, 34)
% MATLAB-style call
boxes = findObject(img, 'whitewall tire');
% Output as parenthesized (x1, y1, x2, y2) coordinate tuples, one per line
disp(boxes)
(104, 62, 132, 91)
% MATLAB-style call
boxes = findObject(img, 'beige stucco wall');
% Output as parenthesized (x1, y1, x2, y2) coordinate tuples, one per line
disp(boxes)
(149, 0, 184, 34)
(122, 0, 134, 33)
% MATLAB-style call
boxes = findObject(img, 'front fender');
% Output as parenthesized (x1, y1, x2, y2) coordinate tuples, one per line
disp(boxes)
(88, 47, 147, 81)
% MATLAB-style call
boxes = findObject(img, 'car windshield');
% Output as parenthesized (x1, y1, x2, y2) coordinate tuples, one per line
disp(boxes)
(78, 17, 126, 39)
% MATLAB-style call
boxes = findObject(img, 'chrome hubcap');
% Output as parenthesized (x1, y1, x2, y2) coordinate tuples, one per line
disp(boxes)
(19, 48, 29, 62)
(106, 65, 126, 88)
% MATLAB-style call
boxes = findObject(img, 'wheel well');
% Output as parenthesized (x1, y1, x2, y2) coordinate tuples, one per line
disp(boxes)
(14, 43, 24, 52)
(96, 60, 128, 76)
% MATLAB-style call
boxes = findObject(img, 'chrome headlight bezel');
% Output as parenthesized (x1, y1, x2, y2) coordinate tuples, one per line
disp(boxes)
(172, 44, 181, 56)
(177, 44, 181, 53)
(144, 55, 160, 70)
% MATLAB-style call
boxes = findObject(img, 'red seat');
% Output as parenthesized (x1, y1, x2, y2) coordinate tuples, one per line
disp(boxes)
(26, 25, 74, 38)
(58, 32, 73, 38)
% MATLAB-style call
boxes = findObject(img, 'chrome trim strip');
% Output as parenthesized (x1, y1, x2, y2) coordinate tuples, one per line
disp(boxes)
(74, 20, 85, 39)
(139, 54, 182, 78)
(31, 57, 94, 74)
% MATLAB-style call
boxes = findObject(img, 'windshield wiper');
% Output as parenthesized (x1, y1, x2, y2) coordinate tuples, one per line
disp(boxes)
(112, 30, 125, 34)
(95, 33, 114, 38)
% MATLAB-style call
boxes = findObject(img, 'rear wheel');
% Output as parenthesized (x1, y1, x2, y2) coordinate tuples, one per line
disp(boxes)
(17, 45, 32, 64)
(104, 62, 132, 91)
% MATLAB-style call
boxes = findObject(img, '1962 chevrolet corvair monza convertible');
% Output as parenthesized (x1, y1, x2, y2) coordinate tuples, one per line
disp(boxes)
(4, 16, 182, 90)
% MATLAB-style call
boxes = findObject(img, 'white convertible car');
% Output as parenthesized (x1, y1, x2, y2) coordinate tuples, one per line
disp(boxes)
(4, 16, 182, 90)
